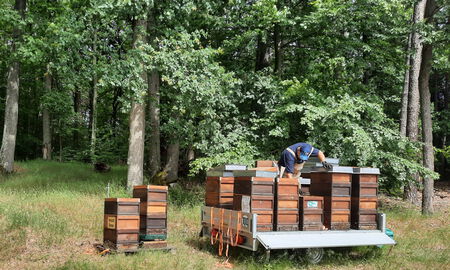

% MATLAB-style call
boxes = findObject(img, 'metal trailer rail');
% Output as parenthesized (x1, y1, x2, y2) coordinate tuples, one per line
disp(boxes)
(200, 206, 396, 263)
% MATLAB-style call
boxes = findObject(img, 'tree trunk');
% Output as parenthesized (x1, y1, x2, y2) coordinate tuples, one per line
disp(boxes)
(255, 33, 270, 71)
(164, 142, 179, 183)
(273, 21, 283, 75)
(404, 0, 427, 204)
(42, 65, 52, 160)
(127, 18, 148, 190)
(420, 43, 434, 215)
(147, 8, 161, 179)
(0, 0, 26, 173)
(148, 70, 160, 178)
(187, 147, 195, 162)
(73, 89, 81, 148)
(400, 33, 412, 137)
(90, 29, 98, 162)
(420, 0, 436, 215)
(127, 102, 146, 189)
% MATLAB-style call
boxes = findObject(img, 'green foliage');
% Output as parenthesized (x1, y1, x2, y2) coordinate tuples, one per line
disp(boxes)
(0, 0, 448, 192)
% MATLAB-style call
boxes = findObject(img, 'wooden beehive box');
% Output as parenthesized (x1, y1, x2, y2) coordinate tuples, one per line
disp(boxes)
(233, 194, 274, 231)
(300, 178, 311, 195)
(324, 209, 351, 230)
(275, 178, 299, 231)
(133, 185, 168, 239)
(233, 177, 275, 196)
(103, 198, 140, 252)
(133, 185, 168, 202)
(299, 196, 324, 231)
(255, 160, 276, 167)
(351, 168, 379, 230)
(323, 196, 351, 230)
(233, 194, 274, 211)
(205, 177, 234, 209)
(310, 170, 352, 197)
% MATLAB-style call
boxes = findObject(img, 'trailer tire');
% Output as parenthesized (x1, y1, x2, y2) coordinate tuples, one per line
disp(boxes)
(305, 248, 324, 264)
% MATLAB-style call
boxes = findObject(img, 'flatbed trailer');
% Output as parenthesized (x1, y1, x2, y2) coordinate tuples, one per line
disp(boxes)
(200, 206, 396, 263)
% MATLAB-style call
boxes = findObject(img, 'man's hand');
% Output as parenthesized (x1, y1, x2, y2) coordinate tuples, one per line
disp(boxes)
(322, 161, 333, 170)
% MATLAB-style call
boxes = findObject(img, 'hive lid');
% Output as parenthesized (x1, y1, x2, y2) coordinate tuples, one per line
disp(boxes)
(206, 170, 235, 177)
(210, 164, 247, 171)
(232, 170, 278, 178)
(353, 167, 380, 175)
(305, 157, 340, 164)
(105, 198, 140, 202)
(310, 166, 353, 174)
(133, 185, 168, 191)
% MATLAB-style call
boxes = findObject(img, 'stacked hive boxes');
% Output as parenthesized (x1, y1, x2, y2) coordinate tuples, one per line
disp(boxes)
(205, 165, 246, 209)
(275, 178, 299, 231)
(233, 170, 276, 231)
(103, 198, 140, 252)
(351, 168, 380, 230)
(133, 185, 168, 247)
(299, 196, 324, 230)
(310, 167, 353, 230)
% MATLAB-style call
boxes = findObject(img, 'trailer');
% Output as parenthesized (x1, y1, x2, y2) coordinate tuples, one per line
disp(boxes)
(200, 206, 396, 263)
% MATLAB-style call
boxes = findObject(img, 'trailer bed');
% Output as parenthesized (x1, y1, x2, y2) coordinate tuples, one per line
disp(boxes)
(201, 206, 396, 252)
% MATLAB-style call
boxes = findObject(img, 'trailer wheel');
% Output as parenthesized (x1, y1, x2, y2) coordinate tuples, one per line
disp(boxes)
(305, 248, 324, 264)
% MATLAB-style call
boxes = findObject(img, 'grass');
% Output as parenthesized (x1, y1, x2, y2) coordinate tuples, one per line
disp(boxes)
(0, 160, 449, 269)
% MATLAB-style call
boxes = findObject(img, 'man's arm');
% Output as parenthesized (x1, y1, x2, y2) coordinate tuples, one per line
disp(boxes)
(318, 150, 333, 169)
(318, 151, 326, 162)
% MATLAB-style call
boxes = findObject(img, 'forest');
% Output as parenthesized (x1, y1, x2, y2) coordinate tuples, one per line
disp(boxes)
(0, 0, 450, 269)
(1, 0, 449, 210)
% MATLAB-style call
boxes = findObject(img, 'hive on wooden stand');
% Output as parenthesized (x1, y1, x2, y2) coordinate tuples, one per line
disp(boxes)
(274, 178, 299, 231)
(103, 198, 140, 252)
(351, 168, 380, 230)
(233, 171, 276, 232)
(310, 167, 352, 230)
(299, 196, 324, 231)
(133, 185, 168, 243)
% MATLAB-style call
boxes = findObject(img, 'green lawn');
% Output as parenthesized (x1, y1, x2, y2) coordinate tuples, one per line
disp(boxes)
(0, 160, 448, 269)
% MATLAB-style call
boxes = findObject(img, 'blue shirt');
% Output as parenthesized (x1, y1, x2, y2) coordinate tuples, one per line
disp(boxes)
(278, 143, 320, 174)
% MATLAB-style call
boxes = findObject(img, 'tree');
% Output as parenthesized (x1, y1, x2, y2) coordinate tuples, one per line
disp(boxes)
(420, 0, 438, 215)
(404, 0, 428, 204)
(127, 15, 148, 190)
(42, 64, 52, 160)
(147, 5, 160, 179)
(0, 0, 26, 173)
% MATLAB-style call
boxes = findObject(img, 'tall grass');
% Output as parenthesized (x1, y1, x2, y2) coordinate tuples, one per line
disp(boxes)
(0, 160, 449, 269)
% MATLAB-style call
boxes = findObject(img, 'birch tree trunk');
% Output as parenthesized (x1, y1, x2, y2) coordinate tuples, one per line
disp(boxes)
(127, 18, 148, 190)
(42, 65, 52, 160)
(0, 0, 26, 173)
(404, 0, 427, 204)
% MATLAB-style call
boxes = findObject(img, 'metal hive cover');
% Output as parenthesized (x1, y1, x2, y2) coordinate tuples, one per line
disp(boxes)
(310, 166, 354, 174)
(353, 167, 380, 175)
